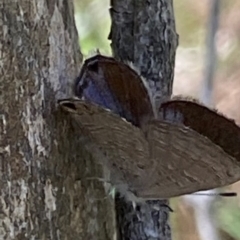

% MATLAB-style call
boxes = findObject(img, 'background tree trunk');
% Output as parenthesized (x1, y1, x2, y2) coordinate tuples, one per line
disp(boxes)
(110, 0, 178, 239)
(0, 1, 116, 239)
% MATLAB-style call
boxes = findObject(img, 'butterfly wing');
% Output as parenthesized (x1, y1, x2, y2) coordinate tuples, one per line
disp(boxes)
(159, 99, 240, 162)
(74, 55, 154, 127)
(59, 98, 154, 195)
(135, 119, 240, 199)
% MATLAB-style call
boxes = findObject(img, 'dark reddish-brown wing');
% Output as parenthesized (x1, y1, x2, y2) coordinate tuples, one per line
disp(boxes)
(58, 98, 153, 198)
(137, 119, 240, 199)
(159, 99, 240, 163)
(74, 55, 154, 127)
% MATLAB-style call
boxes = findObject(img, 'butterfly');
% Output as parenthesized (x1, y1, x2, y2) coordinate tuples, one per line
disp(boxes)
(58, 54, 240, 201)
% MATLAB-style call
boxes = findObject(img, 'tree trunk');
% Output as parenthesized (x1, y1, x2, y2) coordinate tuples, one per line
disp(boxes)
(110, 0, 178, 239)
(1, 0, 178, 239)
(0, 1, 115, 239)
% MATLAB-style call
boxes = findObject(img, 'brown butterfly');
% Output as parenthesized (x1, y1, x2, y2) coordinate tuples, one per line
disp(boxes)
(59, 54, 240, 201)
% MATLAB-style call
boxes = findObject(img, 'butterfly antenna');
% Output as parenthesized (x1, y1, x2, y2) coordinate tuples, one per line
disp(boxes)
(190, 192, 237, 197)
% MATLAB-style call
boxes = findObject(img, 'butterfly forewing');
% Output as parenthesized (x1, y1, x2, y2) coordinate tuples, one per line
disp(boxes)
(74, 55, 154, 127)
(59, 99, 154, 191)
(137, 119, 240, 199)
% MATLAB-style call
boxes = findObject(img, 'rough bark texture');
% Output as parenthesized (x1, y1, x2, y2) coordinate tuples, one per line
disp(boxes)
(110, 0, 178, 106)
(109, 0, 178, 239)
(0, 1, 115, 239)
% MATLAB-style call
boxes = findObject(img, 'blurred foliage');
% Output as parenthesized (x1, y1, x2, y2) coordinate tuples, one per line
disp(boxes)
(73, 0, 111, 56)
(219, 202, 240, 239)
(73, 0, 240, 239)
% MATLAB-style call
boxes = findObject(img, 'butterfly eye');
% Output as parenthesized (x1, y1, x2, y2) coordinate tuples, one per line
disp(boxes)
(59, 101, 77, 111)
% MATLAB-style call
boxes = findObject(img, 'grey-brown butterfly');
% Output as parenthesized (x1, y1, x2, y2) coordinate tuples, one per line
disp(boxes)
(58, 54, 240, 201)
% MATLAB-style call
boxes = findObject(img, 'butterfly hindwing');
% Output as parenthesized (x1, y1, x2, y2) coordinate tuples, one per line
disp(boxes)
(137, 119, 240, 199)
(59, 99, 155, 195)
(59, 98, 240, 200)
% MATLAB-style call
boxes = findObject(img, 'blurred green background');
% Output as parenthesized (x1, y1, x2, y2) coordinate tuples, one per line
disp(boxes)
(73, 1, 240, 239)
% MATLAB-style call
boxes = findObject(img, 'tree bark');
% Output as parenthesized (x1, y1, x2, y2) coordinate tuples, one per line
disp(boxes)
(0, 1, 115, 239)
(1, 0, 178, 239)
(109, 0, 178, 239)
